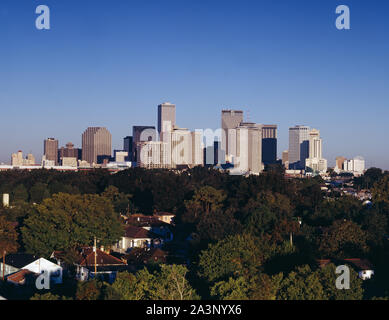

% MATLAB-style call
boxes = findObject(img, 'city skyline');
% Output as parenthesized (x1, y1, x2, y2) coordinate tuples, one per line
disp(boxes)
(1, 0, 388, 169)
(3, 105, 365, 174)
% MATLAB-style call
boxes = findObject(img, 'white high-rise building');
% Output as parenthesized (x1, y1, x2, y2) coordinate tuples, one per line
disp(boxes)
(234, 123, 263, 174)
(11, 151, 36, 166)
(221, 110, 244, 163)
(288, 125, 310, 170)
(170, 128, 192, 167)
(343, 156, 365, 175)
(191, 131, 203, 166)
(136, 141, 170, 169)
(305, 128, 327, 174)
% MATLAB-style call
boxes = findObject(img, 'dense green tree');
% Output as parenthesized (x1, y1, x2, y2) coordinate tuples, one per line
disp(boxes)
(198, 234, 275, 283)
(211, 276, 251, 300)
(29, 182, 50, 204)
(153, 264, 199, 300)
(12, 184, 29, 203)
(372, 175, 389, 205)
(183, 186, 226, 223)
(317, 263, 364, 300)
(21, 193, 124, 256)
(276, 265, 326, 300)
(240, 191, 293, 238)
(319, 220, 368, 259)
(76, 279, 102, 300)
(107, 265, 198, 300)
(109, 269, 155, 300)
(102, 185, 132, 215)
(0, 215, 19, 253)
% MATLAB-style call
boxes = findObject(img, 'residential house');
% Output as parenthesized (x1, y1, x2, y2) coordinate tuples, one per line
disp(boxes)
(126, 214, 174, 242)
(125, 248, 168, 271)
(344, 259, 374, 280)
(52, 247, 127, 283)
(0, 254, 62, 286)
(154, 212, 176, 225)
(113, 225, 163, 254)
(317, 258, 374, 280)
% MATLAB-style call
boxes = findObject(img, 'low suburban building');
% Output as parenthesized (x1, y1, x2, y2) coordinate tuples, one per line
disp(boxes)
(52, 247, 127, 283)
(1, 253, 62, 286)
(114, 225, 163, 253)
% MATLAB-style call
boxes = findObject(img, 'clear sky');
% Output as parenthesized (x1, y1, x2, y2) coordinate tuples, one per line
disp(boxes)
(0, 0, 388, 169)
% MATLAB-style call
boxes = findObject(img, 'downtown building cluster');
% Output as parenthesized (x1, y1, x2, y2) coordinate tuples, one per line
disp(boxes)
(2, 103, 365, 176)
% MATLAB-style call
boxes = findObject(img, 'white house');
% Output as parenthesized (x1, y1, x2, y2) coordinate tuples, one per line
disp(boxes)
(114, 225, 163, 254)
(23, 257, 63, 284)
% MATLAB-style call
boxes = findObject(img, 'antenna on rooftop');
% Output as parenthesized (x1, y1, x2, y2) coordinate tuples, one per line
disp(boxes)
(246, 108, 251, 123)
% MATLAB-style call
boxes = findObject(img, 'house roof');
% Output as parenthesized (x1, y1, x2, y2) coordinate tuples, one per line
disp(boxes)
(6, 269, 38, 284)
(154, 212, 175, 217)
(316, 258, 374, 271)
(52, 247, 126, 267)
(76, 247, 126, 267)
(124, 225, 160, 239)
(125, 248, 167, 265)
(344, 259, 373, 270)
(4, 253, 38, 269)
(126, 215, 171, 228)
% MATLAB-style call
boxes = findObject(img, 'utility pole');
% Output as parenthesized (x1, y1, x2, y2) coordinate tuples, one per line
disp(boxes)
(94, 237, 97, 276)
(2, 250, 6, 281)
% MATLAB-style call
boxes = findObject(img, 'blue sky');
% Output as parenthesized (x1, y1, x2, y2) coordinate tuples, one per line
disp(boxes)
(0, 0, 388, 168)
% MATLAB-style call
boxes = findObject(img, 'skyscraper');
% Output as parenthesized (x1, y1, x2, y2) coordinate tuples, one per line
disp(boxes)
(158, 102, 176, 141)
(82, 127, 112, 165)
(335, 156, 347, 170)
(235, 122, 263, 174)
(136, 141, 170, 169)
(44, 138, 59, 165)
(305, 128, 327, 173)
(221, 110, 244, 163)
(170, 128, 192, 167)
(191, 131, 203, 167)
(288, 125, 310, 170)
(123, 136, 133, 161)
(58, 142, 82, 163)
(132, 126, 156, 162)
(261, 124, 277, 166)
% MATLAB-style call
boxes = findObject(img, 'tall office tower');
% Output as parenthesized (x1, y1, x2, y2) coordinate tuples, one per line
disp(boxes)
(235, 122, 263, 174)
(44, 138, 59, 165)
(123, 136, 133, 161)
(308, 129, 322, 159)
(282, 150, 289, 168)
(336, 156, 347, 170)
(192, 131, 203, 167)
(58, 142, 82, 163)
(136, 141, 170, 169)
(288, 125, 310, 170)
(132, 126, 156, 163)
(170, 128, 192, 167)
(305, 128, 327, 173)
(82, 127, 112, 165)
(213, 140, 221, 165)
(261, 124, 277, 165)
(158, 102, 176, 141)
(221, 110, 244, 163)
